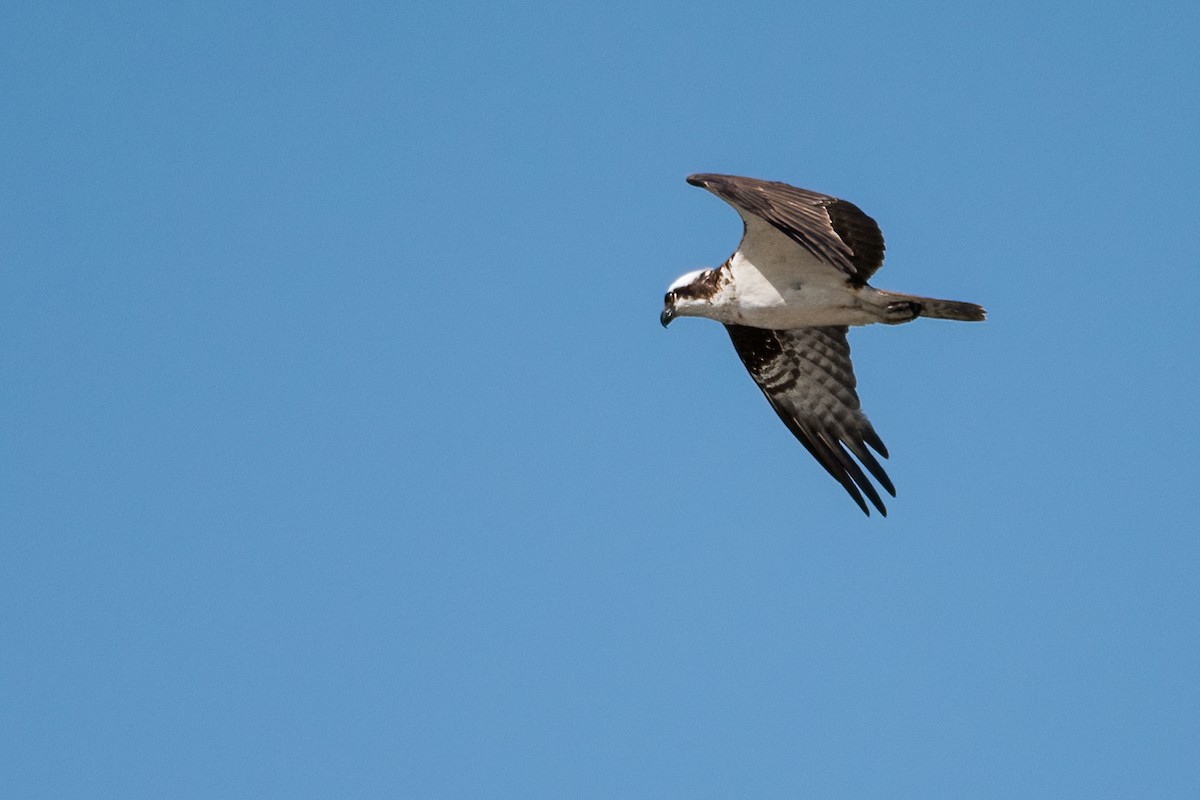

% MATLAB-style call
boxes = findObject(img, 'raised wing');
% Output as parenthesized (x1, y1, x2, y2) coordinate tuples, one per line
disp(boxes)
(688, 173, 886, 284)
(725, 324, 894, 516)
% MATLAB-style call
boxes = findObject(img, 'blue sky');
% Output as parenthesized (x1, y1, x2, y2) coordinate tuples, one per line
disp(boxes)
(3, 1, 1199, 797)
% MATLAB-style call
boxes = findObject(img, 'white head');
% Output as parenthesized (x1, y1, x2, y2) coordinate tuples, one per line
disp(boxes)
(661, 268, 719, 327)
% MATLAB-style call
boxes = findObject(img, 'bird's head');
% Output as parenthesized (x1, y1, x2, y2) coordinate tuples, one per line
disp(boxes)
(660, 268, 716, 327)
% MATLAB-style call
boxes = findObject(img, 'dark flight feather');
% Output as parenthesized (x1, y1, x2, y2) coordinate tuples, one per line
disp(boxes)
(724, 324, 894, 516)
(688, 173, 886, 283)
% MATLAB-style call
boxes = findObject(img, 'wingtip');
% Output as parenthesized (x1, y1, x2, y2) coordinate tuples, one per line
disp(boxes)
(855, 497, 887, 517)
(864, 429, 889, 460)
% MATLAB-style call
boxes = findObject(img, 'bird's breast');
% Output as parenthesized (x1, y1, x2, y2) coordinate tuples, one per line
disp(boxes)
(716, 280, 875, 327)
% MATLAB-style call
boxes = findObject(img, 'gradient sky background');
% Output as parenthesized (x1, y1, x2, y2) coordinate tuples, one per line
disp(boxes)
(3, 2, 1199, 798)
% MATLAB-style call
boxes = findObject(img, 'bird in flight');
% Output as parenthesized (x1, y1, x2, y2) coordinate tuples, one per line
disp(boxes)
(662, 174, 985, 516)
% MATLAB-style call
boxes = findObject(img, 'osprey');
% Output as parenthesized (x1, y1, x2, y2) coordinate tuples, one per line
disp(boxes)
(662, 173, 985, 516)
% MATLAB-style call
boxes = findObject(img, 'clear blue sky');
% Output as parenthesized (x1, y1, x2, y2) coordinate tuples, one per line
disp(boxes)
(3, 2, 1198, 797)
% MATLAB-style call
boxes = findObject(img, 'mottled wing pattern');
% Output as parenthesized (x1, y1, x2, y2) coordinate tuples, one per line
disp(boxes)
(725, 324, 894, 516)
(688, 173, 886, 283)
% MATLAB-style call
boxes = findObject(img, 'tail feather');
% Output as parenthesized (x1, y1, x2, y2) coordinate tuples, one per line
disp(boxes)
(898, 293, 987, 322)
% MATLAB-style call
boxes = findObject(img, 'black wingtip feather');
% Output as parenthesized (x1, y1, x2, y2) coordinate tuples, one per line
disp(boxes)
(818, 432, 887, 517)
(862, 428, 889, 459)
(778, 411, 888, 517)
(843, 438, 896, 498)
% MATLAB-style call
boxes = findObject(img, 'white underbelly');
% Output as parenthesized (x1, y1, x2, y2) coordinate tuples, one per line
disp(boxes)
(729, 284, 876, 328)
(729, 303, 878, 328)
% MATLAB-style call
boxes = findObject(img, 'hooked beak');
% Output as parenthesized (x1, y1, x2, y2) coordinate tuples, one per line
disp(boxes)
(660, 305, 676, 328)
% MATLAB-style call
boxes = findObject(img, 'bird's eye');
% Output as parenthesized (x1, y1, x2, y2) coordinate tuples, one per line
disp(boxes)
(665, 291, 676, 304)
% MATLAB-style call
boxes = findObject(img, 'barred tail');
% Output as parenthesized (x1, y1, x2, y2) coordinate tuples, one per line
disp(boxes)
(894, 292, 987, 322)
(917, 296, 986, 321)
